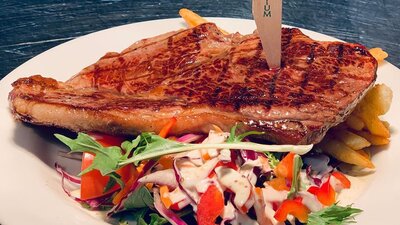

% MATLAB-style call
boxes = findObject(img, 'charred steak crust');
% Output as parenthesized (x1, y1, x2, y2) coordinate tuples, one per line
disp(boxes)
(9, 23, 377, 144)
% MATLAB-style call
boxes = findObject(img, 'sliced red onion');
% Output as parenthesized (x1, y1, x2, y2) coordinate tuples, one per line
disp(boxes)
(55, 163, 81, 184)
(306, 166, 322, 186)
(153, 188, 188, 225)
(174, 196, 191, 210)
(107, 160, 157, 216)
(55, 163, 82, 202)
(240, 149, 258, 161)
(176, 134, 203, 143)
(138, 169, 178, 189)
(173, 157, 196, 204)
(55, 163, 114, 210)
(173, 157, 219, 204)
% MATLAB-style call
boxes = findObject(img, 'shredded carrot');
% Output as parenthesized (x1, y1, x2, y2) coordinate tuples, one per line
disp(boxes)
(145, 183, 154, 190)
(202, 152, 211, 161)
(112, 168, 139, 205)
(160, 185, 173, 209)
(211, 124, 224, 133)
(159, 117, 177, 138)
(254, 187, 263, 196)
(112, 161, 146, 205)
(158, 155, 174, 169)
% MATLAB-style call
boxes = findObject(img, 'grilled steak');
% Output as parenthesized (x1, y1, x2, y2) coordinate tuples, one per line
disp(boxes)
(9, 23, 377, 144)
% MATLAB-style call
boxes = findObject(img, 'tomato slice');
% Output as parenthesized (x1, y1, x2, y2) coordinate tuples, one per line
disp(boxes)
(80, 133, 133, 200)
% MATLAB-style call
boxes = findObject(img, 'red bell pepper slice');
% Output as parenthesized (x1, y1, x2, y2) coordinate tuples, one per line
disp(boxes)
(215, 161, 239, 171)
(80, 133, 133, 200)
(197, 185, 224, 225)
(332, 171, 351, 189)
(267, 177, 290, 191)
(274, 199, 310, 223)
(274, 152, 295, 181)
(307, 176, 336, 206)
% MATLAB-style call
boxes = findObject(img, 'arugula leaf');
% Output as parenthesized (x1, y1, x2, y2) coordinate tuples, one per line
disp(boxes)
(307, 204, 363, 225)
(130, 134, 185, 165)
(104, 172, 124, 193)
(136, 213, 168, 225)
(138, 218, 148, 225)
(55, 128, 313, 180)
(227, 123, 264, 143)
(287, 154, 303, 199)
(148, 213, 168, 225)
(55, 133, 123, 176)
(121, 133, 313, 165)
(118, 208, 148, 225)
(132, 133, 153, 156)
(121, 135, 141, 159)
(123, 186, 154, 209)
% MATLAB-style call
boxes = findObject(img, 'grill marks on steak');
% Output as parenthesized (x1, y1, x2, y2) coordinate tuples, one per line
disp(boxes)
(67, 24, 236, 94)
(9, 23, 377, 144)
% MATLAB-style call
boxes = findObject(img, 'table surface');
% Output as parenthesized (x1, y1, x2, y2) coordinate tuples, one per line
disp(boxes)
(1, 0, 399, 79)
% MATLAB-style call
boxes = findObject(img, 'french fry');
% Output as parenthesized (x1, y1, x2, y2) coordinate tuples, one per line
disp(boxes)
(179, 8, 208, 27)
(179, 8, 229, 34)
(358, 84, 393, 116)
(333, 129, 371, 150)
(354, 110, 390, 138)
(369, 48, 388, 62)
(318, 138, 375, 169)
(345, 114, 365, 131)
(357, 149, 371, 160)
(381, 120, 390, 129)
(354, 130, 390, 146)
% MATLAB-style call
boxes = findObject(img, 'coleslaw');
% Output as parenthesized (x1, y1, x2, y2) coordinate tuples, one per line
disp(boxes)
(55, 124, 362, 225)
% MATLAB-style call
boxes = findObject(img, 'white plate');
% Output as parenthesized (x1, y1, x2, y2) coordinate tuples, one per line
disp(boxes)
(0, 18, 399, 225)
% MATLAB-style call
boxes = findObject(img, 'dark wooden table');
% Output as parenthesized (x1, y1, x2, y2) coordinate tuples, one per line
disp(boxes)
(1, 0, 399, 79)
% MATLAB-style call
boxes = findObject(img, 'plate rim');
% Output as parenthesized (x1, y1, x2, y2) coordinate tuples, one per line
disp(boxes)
(1, 17, 399, 225)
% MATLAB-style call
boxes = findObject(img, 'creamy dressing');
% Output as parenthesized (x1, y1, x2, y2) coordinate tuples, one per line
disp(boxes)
(168, 187, 188, 204)
(221, 201, 236, 221)
(200, 130, 229, 160)
(138, 169, 178, 188)
(215, 166, 252, 208)
(177, 157, 219, 202)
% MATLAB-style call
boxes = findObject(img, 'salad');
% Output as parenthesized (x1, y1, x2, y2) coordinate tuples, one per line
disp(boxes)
(55, 122, 362, 225)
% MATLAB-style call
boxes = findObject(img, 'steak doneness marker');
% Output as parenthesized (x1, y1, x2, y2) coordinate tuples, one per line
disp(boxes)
(252, 0, 282, 69)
